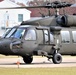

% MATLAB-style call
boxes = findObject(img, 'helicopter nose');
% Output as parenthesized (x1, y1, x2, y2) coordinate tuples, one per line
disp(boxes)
(0, 39, 12, 54)
(0, 38, 22, 55)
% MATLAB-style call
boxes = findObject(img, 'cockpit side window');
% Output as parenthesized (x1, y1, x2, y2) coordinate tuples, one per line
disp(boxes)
(25, 29, 36, 41)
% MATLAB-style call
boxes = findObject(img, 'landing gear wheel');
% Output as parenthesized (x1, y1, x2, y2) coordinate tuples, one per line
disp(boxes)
(23, 56, 33, 64)
(52, 53, 62, 64)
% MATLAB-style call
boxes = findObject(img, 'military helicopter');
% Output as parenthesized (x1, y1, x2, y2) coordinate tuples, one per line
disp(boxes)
(0, 1, 76, 64)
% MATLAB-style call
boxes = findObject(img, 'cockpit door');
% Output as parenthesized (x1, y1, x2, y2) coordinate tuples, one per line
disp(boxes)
(22, 28, 37, 54)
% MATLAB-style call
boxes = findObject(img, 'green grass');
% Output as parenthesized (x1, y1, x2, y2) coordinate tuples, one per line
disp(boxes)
(0, 55, 76, 75)
(0, 67, 76, 75)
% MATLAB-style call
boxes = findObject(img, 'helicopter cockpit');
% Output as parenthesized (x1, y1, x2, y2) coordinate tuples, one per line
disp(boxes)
(3, 27, 26, 39)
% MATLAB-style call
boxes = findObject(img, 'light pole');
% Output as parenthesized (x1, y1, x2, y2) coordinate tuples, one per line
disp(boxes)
(5, 11, 9, 28)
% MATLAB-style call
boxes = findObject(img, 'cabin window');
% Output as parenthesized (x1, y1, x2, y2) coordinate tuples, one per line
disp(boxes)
(25, 29, 36, 40)
(44, 30, 54, 44)
(50, 33, 54, 43)
(18, 14, 23, 22)
(61, 31, 70, 43)
(72, 31, 76, 43)
(44, 30, 49, 43)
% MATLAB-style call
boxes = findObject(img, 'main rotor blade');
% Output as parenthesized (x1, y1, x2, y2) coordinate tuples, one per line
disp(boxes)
(0, 6, 50, 9)
(0, 1, 72, 9)
(71, 3, 76, 7)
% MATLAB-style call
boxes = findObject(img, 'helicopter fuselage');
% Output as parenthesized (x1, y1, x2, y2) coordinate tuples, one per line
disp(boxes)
(0, 25, 76, 64)
(0, 0, 76, 64)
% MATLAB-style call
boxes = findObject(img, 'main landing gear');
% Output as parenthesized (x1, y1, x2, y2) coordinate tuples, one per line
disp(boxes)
(23, 55, 33, 64)
(52, 53, 62, 64)
(47, 49, 62, 64)
(22, 51, 62, 64)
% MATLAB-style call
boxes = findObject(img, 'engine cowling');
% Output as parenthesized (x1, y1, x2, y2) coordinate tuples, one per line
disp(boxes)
(57, 15, 76, 27)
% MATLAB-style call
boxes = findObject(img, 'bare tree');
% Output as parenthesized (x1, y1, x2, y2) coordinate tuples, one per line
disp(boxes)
(28, 0, 54, 17)
(28, 0, 76, 17)
(28, 0, 75, 6)
(28, 0, 51, 6)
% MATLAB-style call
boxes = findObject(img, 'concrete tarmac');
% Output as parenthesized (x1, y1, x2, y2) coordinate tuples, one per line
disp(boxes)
(0, 56, 76, 68)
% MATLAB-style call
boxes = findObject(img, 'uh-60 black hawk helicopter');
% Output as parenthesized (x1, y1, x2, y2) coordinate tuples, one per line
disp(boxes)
(0, 1, 76, 64)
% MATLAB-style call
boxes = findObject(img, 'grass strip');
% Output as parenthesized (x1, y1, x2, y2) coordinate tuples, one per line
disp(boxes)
(0, 67, 76, 75)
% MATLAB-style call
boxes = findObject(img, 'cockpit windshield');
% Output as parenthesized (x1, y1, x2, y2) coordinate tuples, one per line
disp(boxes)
(12, 28, 25, 39)
(2, 28, 11, 38)
(5, 27, 26, 39)
(6, 28, 16, 38)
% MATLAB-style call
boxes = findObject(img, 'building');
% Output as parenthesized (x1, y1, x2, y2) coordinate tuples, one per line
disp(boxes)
(0, 0, 31, 29)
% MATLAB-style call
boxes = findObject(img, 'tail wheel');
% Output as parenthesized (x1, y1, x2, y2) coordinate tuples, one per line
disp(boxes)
(23, 56, 33, 64)
(52, 53, 62, 64)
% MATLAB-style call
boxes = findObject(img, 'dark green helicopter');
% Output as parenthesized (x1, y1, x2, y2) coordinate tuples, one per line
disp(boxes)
(0, 1, 76, 64)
